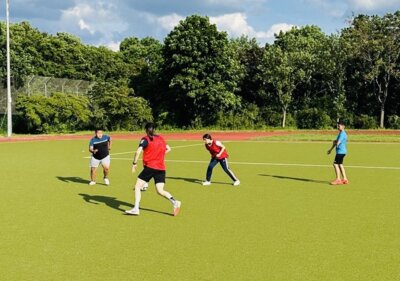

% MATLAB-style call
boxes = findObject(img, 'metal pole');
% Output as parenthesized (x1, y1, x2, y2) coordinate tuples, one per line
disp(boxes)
(6, 0, 12, 137)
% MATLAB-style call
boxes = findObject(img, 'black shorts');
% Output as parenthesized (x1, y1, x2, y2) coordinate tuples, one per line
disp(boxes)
(334, 154, 346, 165)
(138, 166, 166, 184)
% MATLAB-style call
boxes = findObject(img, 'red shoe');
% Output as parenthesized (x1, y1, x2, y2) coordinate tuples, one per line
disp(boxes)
(330, 179, 343, 185)
(342, 179, 349, 184)
(173, 201, 181, 216)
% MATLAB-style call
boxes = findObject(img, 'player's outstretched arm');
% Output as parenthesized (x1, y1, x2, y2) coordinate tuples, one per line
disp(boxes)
(132, 147, 143, 173)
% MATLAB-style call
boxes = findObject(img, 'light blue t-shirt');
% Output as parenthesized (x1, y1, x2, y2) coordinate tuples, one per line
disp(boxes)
(336, 130, 347, 154)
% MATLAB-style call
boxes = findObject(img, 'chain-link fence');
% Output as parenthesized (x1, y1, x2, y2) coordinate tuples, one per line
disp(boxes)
(0, 76, 95, 114)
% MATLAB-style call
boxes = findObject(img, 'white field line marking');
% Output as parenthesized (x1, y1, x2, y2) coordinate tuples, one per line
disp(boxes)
(85, 143, 204, 157)
(216, 140, 400, 145)
(152, 140, 400, 145)
(103, 157, 400, 170)
(109, 140, 399, 158)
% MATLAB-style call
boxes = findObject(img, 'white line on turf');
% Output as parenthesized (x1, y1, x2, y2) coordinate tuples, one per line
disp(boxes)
(97, 157, 400, 170)
(105, 143, 204, 156)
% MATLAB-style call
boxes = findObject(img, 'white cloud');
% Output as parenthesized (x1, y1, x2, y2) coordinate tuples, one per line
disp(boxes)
(205, 0, 266, 6)
(152, 12, 295, 44)
(210, 13, 255, 37)
(210, 13, 295, 42)
(154, 13, 185, 31)
(263, 23, 296, 38)
(60, 2, 128, 47)
(105, 41, 121, 52)
(78, 19, 93, 34)
(349, 0, 399, 10)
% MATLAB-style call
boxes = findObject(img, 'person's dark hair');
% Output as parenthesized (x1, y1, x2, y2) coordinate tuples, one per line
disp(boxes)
(145, 122, 155, 138)
(337, 120, 345, 126)
(203, 133, 212, 140)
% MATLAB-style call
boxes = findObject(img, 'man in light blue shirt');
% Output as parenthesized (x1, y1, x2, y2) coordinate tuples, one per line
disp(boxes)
(327, 120, 349, 185)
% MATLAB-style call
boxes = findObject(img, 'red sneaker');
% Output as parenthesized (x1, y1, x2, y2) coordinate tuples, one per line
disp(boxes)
(173, 201, 181, 216)
(330, 179, 343, 185)
(342, 179, 349, 184)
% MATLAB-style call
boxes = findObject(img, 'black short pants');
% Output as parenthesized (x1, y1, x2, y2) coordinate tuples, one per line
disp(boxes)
(138, 166, 166, 184)
(334, 154, 346, 165)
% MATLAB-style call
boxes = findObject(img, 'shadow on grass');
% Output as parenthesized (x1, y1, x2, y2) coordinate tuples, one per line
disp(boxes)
(167, 176, 232, 186)
(78, 193, 173, 216)
(57, 176, 109, 186)
(259, 174, 328, 185)
(166, 176, 202, 184)
(57, 176, 89, 184)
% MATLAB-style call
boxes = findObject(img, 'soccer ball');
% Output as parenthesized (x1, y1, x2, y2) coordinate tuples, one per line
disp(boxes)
(141, 182, 149, 191)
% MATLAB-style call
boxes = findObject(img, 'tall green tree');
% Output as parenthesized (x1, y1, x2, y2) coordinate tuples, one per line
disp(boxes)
(273, 26, 333, 111)
(329, 36, 347, 122)
(121, 37, 165, 118)
(342, 12, 400, 127)
(259, 44, 304, 127)
(229, 36, 264, 106)
(84, 45, 129, 83)
(35, 32, 88, 79)
(0, 22, 40, 87)
(162, 15, 241, 126)
(88, 82, 153, 131)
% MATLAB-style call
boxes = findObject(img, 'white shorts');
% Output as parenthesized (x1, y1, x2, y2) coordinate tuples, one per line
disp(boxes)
(90, 155, 111, 168)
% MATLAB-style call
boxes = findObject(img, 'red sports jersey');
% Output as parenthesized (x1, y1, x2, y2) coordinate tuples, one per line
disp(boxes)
(142, 135, 167, 170)
(205, 140, 228, 160)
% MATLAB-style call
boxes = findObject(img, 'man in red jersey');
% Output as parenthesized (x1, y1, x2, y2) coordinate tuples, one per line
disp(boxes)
(125, 123, 181, 216)
(202, 133, 240, 186)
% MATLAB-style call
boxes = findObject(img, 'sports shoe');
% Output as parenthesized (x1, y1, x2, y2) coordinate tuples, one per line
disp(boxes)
(104, 178, 110, 185)
(202, 181, 211, 186)
(89, 181, 96, 186)
(330, 179, 343, 185)
(125, 208, 140, 215)
(233, 180, 240, 186)
(173, 201, 181, 216)
(342, 179, 349, 184)
(141, 182, 149, 191)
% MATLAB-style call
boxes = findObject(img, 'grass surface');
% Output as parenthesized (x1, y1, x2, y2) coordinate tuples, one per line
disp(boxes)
(1, 138, 400, 281)
(256, 132, 400, 142)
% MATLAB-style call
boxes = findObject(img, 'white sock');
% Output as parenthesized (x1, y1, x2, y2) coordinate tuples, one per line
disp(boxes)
(168, 197, 176, 205)
(134, 187, 141, 209)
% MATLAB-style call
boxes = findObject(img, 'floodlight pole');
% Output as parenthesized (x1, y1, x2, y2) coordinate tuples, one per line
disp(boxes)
(6, 0, 12, 137)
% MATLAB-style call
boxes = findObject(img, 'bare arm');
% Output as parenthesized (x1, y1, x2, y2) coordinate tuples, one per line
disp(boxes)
(89, 145, 98, 154)
(216, 143, 226, 158)
(108, 138, 112, 151)
(327, 140, 337, 154)
(131, 146, 143, 173)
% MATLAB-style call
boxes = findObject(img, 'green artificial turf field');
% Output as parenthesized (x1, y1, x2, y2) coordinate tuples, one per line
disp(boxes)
(1, 138, 400, 281)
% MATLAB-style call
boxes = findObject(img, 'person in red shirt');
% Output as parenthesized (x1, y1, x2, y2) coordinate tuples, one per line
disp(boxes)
(125, 123, 181, 216)
(202, 133, 240, 186)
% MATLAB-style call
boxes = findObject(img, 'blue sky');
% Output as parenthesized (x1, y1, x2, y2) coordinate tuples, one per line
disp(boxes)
(1, 0, 400, 50)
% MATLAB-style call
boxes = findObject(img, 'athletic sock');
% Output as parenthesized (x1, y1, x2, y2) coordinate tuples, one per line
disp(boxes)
(168, 197, 176, 205)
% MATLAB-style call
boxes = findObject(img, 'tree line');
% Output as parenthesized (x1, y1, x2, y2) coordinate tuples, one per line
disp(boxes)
(1, 12, 400, 133)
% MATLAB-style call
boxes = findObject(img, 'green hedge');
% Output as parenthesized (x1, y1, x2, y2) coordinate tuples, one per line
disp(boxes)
(15, 93, 91, 133)
(296, 108, 332, 129)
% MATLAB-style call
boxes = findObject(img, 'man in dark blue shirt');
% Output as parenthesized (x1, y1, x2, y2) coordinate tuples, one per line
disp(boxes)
(89, 130, 112, 185)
